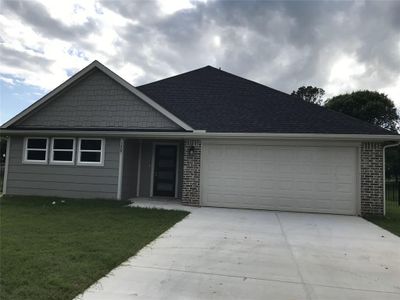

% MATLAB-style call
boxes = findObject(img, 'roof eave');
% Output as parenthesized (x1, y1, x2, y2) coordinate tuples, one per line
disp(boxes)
(1, 129, 398, 141)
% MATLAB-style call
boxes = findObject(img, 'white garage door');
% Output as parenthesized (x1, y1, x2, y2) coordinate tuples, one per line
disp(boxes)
(201, 143, 358, 215)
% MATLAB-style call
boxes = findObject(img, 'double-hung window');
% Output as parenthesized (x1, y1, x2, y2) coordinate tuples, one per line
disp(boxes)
(51, 138, 75, 164)
(24, 138, 48, 163)
(78, 138, 105, 166)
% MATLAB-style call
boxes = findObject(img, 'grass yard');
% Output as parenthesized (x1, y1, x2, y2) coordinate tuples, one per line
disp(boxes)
(366, 205, 400, 237)
(0, 196, 188, 300)
(365, 181, 400, 237)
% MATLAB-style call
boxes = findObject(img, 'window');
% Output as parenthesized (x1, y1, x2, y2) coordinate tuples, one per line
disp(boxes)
(78, 138, 104, 166)
(50, 138, 75, 164)
(24, 138, 48, 163)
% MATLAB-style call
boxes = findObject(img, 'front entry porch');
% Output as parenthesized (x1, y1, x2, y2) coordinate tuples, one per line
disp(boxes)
(120, 139, 184, 200)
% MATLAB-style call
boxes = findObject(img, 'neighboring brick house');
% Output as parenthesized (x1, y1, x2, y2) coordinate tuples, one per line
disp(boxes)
(1, 61, 399, 216)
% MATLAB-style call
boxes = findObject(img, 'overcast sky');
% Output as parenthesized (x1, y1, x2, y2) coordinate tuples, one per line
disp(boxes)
(1, 0, 399, 124)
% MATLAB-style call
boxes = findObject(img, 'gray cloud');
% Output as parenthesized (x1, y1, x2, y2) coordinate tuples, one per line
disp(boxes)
(101, 0, 399, 104)
(1, 0, 98, 41)
(1, 0, 400, 104)
(0, 44, 53, 71)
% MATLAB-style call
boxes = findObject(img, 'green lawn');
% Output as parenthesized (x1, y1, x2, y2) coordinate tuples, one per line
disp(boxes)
(366, 205, 400, 237)
(365, 181, 400, 237)
(0, 196, 188, 300)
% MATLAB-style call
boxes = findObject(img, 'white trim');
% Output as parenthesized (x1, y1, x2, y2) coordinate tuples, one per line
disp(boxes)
(22, 137, 48, 164)
(175, 145, 180, 199)
(383, 141, 400, 216)
(136, 140, 142, 197)
(1, 61, 193, 131)
(117, 138, 124, 200)
(49, 137, 75, 165)
(2, 129, 399, 141)
(357, 145, 362, 216)
(150, 143, 155, 197)
(77, 138, 105, 166)
(150, 142, 179, 198)
(2, 137, 11, 194)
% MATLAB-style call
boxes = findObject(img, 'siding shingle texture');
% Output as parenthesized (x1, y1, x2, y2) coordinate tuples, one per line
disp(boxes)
(16, 70, 180, 130)
(182, 139, 201, 206)
(360, 142, 384, 215)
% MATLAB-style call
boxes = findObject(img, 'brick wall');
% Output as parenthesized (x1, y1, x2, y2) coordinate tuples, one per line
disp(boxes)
(360, 142, 384, 216)
(182, 140, 201, 206)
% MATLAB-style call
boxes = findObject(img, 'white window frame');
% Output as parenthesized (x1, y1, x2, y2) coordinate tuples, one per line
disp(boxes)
(77, 138, 105, 166)
(23, 137, 49, 164)
(50, 138, 75, 165)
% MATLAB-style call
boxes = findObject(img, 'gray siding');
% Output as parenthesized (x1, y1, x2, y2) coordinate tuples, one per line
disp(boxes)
(6, 137, 120, 199)
(16, 69, 180, 130)
(121, 140, 140, 199)
(138, 142, 153, 197)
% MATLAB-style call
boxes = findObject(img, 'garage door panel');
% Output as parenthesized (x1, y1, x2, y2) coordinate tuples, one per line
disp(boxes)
(201, 144, 357, 215)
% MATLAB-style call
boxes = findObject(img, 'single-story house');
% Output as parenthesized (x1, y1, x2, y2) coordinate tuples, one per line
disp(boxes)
(1, 61, 399, 216)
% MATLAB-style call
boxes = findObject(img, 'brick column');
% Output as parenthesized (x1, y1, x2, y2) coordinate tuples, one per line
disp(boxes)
(182, 140, 201, 206)
(360, 142, 384, 216)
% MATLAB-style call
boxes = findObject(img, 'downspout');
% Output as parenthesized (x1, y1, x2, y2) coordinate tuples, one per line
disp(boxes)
(383, 141, 400, 215)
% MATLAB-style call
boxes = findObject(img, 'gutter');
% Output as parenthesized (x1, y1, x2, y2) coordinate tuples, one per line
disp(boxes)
(383, 141, 400, 216)
(0, 129, 399, 141)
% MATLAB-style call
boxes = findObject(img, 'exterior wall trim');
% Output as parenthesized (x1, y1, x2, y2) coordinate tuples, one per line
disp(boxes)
(117, 138, 124, 200)
(2, 137, 11, 194)
(2, 129, 399, 142)
(136, 140, 142, 197)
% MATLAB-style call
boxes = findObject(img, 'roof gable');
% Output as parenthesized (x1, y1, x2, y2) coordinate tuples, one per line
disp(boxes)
(14, 69, 181, 130)
(138, 66, 395, 135)
(3, 61, 193, 131)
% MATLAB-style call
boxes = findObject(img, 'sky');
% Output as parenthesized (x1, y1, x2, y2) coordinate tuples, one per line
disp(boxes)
(1, 0, 400, 124)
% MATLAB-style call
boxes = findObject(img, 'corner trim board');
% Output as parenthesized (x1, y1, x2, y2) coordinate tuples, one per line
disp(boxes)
(2, 137, 11, 194)
(136, 140, 142, 197)
(117, 138, 124, 200)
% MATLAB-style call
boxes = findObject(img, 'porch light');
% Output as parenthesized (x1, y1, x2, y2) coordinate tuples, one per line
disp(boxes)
(189, 146, 195, 155)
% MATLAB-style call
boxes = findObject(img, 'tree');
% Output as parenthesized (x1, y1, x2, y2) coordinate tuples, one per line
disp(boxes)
(325, 90, 399, 132)
(386, 146, 400, 180)
(291, 86, 325, 105)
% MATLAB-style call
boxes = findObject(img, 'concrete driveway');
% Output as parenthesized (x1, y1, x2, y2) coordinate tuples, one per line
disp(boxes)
(77, 206, 400, 300)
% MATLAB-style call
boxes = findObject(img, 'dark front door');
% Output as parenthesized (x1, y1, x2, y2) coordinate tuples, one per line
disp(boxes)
(153, 145, 178, 197)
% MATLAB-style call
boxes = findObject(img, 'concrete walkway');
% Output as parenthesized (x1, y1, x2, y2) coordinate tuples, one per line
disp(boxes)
(77, 207, 400, 300)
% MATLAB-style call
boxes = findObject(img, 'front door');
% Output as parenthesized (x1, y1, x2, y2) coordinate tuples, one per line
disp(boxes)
(153, 145, 178, 197)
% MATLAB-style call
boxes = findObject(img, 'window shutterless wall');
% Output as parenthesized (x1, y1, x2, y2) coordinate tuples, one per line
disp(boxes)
(6, 136, 120, 199)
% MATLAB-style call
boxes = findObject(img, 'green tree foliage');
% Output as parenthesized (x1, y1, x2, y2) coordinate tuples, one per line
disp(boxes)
(291, 86, 325, 105)
(386, 146, 400, 180)
(325, 90, 399, 132)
